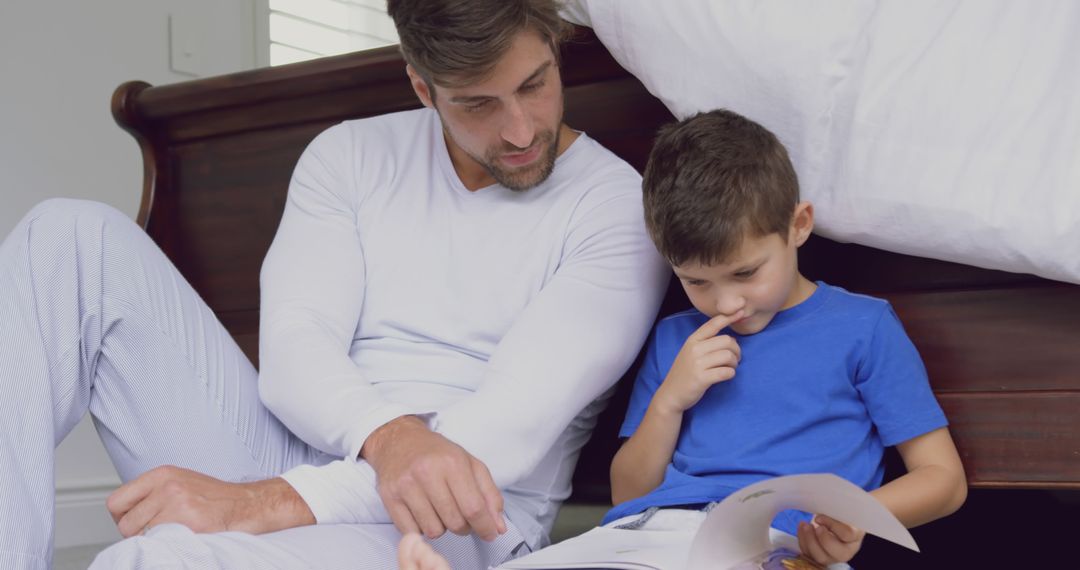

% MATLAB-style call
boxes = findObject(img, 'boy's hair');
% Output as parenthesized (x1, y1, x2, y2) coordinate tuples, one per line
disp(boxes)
(642, 109, 800, 266)
(386, 0, 570, 91)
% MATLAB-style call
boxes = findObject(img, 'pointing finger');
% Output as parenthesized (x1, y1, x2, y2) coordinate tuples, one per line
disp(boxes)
(386, 500, 422, 537)
(431, 455, 503, 541)
(472, 459, 506, 536)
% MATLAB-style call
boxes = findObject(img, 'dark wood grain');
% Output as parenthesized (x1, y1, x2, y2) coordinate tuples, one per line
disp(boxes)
(940, 391, 1080, 486)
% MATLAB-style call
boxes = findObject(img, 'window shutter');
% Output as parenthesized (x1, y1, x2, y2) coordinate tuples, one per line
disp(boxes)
(268, 0, 398, 66)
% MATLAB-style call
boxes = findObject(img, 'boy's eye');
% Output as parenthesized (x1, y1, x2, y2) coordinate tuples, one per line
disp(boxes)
(734, 268, 758, 280)
(685, 279, 708, 287)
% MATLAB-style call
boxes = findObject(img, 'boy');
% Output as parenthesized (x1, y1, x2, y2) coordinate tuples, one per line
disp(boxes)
(605, 110, 968, 566)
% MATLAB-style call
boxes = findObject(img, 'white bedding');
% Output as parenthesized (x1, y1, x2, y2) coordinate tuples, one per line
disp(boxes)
(561, 0, 1080, 284)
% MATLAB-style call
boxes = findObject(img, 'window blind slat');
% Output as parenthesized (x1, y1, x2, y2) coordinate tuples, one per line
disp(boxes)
(268, 0, 397, 65)
(270, 43, 324, 66)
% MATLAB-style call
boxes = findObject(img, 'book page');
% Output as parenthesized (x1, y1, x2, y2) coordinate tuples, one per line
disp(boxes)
(687, 473, 917, 570)
(498, 473, 916, 570)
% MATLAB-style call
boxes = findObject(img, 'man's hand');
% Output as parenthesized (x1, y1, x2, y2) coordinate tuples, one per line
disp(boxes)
(106, 466, 315, 538)
(652, 311, 743, 414)
(797, 514, 865, 566)
(398, 533, 451, 570)
(362, 415, 506, 541)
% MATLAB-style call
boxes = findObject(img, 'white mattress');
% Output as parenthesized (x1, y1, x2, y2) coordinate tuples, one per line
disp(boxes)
(562, 0, 1080, 284)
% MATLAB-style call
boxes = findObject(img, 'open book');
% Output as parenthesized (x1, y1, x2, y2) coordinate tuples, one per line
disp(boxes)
(496, 473, 917, 570)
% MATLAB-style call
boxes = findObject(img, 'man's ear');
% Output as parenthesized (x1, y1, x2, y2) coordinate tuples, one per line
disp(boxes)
(406, 65, 435, 109)
(791, 201, 815, 247)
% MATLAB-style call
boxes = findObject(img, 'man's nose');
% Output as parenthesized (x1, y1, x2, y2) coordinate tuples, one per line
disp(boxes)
(501, 99, 535, 149)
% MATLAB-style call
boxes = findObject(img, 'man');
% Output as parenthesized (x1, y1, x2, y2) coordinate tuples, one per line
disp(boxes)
(0, 0, 668, 568)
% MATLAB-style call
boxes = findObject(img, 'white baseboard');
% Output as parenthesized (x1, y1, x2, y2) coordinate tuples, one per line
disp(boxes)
(55, 479, 122, 549)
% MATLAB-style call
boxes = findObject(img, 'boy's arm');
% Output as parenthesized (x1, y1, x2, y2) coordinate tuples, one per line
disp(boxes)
(796, 428, 964, 565)
(611, 312, 744, 505)
(870, 427, 968, 527)
(610, 398, 685, 505)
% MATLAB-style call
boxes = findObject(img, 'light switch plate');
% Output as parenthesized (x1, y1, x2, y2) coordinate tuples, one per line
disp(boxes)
(168, 10, 202, 77)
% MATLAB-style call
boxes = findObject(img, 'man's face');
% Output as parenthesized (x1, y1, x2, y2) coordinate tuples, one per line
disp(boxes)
(411, 30, 566, 191)
(672, 207, 814, 335)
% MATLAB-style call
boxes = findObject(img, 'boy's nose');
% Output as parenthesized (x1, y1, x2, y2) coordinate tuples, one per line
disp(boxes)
(715, 295, 746, 318)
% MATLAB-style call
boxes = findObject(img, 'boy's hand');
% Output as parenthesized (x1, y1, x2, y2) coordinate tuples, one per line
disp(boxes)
(653, 311, 743, 414)
(797, 514, 865, 566)
(398, 533, 451, 570)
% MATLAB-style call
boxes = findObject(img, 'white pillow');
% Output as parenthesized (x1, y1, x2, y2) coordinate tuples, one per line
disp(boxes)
(562, 0, 1080, 284)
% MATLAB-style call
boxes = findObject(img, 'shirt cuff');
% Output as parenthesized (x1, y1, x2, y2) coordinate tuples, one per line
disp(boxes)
(282, 411, 439, 525)
(279, 460, 385, 525)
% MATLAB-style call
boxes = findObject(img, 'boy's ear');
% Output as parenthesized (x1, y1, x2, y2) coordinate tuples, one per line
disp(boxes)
(406, 65, 436, 109)
(791, 201, 815, 247)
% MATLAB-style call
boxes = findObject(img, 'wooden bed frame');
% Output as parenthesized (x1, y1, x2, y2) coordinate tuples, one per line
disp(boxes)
(112, 28, 1078, 565)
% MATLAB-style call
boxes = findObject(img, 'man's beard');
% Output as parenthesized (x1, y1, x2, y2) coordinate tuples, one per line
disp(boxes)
(479, 128, 560, 192)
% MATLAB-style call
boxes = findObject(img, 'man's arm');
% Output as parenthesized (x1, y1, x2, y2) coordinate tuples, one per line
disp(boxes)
(104, 147, 667, 539)
(433, 188, 669, 489)
(258, 124, 411, 460)
(107, 467, 314, 538)
(361, 415, 506, 540)
(259, 123, 502, 537)
(107, 122, 513, 539)
(105, 124, 405, 537)
(334, 182, 668, 539)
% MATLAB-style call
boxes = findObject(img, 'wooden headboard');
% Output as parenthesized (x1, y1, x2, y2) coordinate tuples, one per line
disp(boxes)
(112, 28, 1080, 552)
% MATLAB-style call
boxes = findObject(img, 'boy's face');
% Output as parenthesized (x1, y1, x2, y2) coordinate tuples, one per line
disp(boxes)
(672, 202, 815, 336)
(407, 29, 569, 191)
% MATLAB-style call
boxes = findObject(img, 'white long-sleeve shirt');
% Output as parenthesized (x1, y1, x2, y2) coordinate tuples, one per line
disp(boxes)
(258, 108, 669, 547)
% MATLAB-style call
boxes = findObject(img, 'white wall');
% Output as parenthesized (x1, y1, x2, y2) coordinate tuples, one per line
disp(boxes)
(0, 0, 258, 548)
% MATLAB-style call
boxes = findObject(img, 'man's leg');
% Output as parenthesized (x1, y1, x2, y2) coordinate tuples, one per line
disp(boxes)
(93, 519, 529, 570)
(0, 199, 323, 569)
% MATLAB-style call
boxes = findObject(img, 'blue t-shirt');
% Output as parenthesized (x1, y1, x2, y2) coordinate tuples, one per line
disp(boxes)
(602, 282, 947, 532)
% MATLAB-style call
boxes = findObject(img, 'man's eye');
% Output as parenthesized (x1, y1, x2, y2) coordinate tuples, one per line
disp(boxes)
(520, 81, 544, 94)
(464, 101, 492, 113)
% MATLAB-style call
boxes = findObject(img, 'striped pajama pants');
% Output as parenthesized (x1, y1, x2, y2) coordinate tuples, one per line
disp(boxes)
(0, 199, 526, 569)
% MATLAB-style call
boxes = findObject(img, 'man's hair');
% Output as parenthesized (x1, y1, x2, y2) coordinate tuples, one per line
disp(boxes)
(386, 0, 570, 90)
(642, 109, 799, 266)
